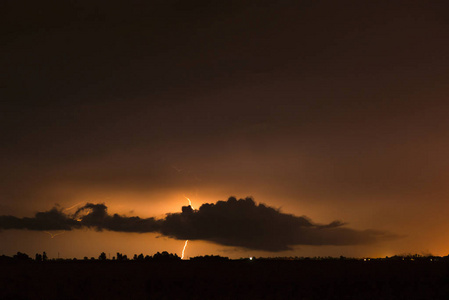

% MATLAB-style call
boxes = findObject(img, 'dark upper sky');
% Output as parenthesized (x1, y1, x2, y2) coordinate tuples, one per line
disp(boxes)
(1, 0, 449, 258)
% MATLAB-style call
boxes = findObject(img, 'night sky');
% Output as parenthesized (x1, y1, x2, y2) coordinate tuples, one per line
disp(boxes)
(1, 0, 449, 259)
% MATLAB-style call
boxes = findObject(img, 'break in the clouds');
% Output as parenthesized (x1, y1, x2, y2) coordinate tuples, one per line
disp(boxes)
(0, 197, 396, 251)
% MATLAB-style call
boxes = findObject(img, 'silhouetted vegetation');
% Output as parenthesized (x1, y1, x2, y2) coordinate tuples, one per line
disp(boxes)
(3, 252, 449, 299)
(98, 252, 107, 261)
(116, 252, 128, 261)
(190, 255, 229, 262)
(35, 253, 42, 262)
(13, 252, 31, 261)
(151, 251, 180, 261)
(3, 251, 449, 263)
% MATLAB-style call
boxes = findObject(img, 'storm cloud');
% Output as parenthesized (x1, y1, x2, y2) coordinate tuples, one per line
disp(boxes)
(160, 197, 396, 251)
(73, 203, 161, 233)
(0, 208, 80, 231)
(0, 197, 396, 251)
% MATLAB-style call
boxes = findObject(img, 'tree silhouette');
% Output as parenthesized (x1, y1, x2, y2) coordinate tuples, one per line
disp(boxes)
(190, 255, 229, 262)
(35, 253, 42, 262)
(13, 252, 31, 260)
(152, 251, 181, 261)
(99, 252, 107, 260)
(116, 252, 128, 261)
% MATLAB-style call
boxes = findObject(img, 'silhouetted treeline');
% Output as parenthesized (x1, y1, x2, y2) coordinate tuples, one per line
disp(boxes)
(1, 251, 182, 262)
(189, 255, 229, 262)
(4, 253, 449, 299)
(1, 252, 449, 263)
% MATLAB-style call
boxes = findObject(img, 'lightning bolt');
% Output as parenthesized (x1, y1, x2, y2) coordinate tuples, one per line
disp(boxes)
(42, 202, 83, 239)
(44, 231, 66, 239)
(171, 165, 183, 173)
(63, 202, 83, 212)
(181, 196, 195, 259)
(181, 240, 188, 259)
(184, 196, 195, 210)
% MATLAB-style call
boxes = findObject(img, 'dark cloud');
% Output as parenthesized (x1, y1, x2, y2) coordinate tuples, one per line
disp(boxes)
(73, 203, 161, 233)
(0, 197, 396, 251)
(0, 208, 80, 231)
(160, 197, 396, 251)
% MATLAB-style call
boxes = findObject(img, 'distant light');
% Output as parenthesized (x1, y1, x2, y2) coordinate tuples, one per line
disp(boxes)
(364, 258, 366, 261)
(249, 257, 253, 261)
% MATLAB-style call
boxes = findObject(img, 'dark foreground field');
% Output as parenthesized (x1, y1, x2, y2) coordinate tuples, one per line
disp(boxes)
(2, 260, 449, 299)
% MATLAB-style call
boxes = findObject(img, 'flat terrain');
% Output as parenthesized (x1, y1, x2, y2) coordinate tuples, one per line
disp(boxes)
(2, 260, 449, 299)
